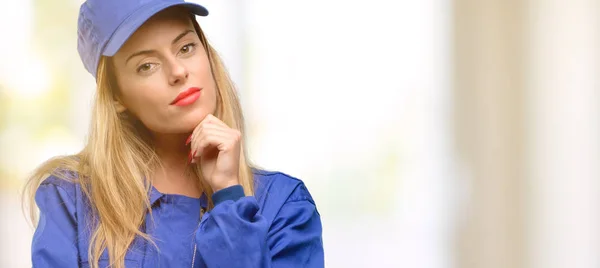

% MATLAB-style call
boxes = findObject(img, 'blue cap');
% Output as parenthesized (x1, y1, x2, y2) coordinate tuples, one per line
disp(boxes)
(77, 0, 209, 78)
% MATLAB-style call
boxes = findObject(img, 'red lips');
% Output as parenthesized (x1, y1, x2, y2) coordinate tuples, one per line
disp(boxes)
(170, 87, 202, 106)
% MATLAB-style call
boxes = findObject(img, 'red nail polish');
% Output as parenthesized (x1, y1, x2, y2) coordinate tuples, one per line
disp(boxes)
(185, 135, 192, 145)
(191, 150, 197, 164)
(188, 150, 193, 164)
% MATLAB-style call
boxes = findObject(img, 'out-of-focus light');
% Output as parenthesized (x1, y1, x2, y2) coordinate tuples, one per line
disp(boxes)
(0, 125, 79, 179)
(0, 0, 46, 97)
(0, 1, 32, 53)
(38, 126, 82, 164)
(1, 57, 52, 98)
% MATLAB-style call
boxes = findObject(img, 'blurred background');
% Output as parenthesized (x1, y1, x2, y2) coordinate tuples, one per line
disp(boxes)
(0, 0, 598, 267)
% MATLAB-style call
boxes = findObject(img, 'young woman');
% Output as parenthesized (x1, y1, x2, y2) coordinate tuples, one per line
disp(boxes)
(25, 0, 324, 267)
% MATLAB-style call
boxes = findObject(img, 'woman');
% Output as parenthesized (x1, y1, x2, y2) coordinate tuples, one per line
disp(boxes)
(24, 0, 324, 267)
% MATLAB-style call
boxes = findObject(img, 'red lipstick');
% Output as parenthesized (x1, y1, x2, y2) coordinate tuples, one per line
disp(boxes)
(170, 87, 202, 106)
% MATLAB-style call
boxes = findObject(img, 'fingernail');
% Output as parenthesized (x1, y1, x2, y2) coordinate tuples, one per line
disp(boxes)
(185, 135, 192, 146)
(190, 150, 197, 164)
(188, 150, 193, 164)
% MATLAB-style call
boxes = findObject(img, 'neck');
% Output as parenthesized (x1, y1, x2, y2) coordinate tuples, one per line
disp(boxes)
(153, 132, 189, 167)
(151, 132, 201, 198)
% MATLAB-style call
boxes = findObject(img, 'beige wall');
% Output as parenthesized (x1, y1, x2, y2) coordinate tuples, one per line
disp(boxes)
(526, 0, 600, 267)
(454, 1, 527, 267)
(454, 0, 600, 267)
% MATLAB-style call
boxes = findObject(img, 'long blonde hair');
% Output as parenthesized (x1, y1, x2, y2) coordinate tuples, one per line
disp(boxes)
(23, 17, 254, 268)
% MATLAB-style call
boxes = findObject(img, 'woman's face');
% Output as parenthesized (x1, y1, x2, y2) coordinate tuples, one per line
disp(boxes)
(111, 7, 216, 135)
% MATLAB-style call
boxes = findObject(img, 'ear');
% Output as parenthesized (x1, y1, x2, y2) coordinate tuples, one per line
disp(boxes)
(114, 99, 127, 113)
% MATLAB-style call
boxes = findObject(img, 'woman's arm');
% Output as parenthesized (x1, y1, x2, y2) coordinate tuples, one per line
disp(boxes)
(31, 182, 80, 267)
(196, 184, 324, 268)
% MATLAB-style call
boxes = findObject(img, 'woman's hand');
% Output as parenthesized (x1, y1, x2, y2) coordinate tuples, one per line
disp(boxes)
(186, 114, 241, 192)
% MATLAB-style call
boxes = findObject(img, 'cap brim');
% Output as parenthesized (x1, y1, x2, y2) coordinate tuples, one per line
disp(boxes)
(102, 2, 208, 56)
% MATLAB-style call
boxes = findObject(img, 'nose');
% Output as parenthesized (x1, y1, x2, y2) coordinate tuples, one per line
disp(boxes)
(167, 58, 189, 86)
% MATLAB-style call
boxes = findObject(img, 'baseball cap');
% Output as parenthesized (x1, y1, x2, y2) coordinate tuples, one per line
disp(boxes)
(77, 0, 209, 78)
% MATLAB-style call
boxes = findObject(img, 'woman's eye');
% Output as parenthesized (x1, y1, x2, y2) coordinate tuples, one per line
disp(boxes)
(137, 63, 154, 73)
(180, 43, 197, 54)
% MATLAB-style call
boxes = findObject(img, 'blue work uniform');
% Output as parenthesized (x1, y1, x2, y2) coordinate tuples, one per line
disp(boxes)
(31, 169, 324, 267)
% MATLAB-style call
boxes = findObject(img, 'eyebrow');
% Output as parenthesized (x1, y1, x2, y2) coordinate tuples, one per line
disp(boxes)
(125, 29, 195, 64)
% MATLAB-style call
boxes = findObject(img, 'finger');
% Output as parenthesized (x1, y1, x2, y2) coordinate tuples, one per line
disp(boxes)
(191, 114, 215, 144)
(202, 114, 235, 131)
(192, 123, 233, 146)
(207, 114, 231, 129)
(191, 114, 220, 143)
(194, 118, 238, 143)
(189, 114, 240, 152)
(191, 128, 236, 159)
(190, 134, 219, 164)
(198, 124, 242, 149)
(191, 133, 232, 164)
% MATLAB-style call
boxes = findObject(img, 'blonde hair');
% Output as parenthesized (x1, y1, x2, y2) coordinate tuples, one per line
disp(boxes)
(23, 18, 254, 268)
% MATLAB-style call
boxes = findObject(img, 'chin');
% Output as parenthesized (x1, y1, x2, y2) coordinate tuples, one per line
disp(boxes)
(145, 119, 198, 135)
(149, 109, 213, 133)
(180, 110, 209, 129)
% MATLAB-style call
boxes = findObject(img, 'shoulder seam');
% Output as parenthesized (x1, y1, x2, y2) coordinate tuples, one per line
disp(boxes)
(253, 169, 303, 183)
(284, 197, 316, 205)
(40, 178, 78, 205)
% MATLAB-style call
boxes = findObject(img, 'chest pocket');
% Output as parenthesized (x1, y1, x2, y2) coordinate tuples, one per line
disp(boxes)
(81, 259, 140, 268)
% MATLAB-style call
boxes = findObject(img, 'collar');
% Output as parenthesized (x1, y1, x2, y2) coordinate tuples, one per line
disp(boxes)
(149, 186, 208, 209)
